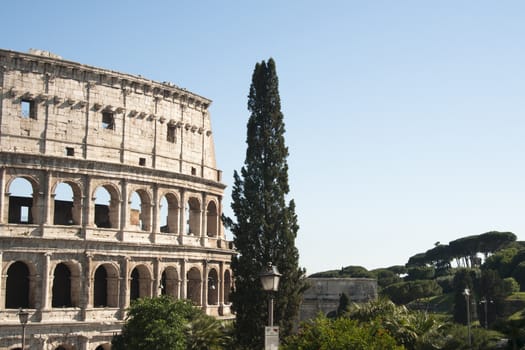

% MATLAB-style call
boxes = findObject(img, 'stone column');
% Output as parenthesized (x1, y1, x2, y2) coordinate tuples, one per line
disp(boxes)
(43, 172, 53, 226)
(79, 335, 89, 350)
(0, 167, 5, 224)
(202, 260, 208, 309)
(84, 252, 93, 309)
(152, 184, 159, 234)
(0, 252, 3, 308)
(219, 261, 225, 310)
(178, 189, 186, 244)
(120, 180, 129, 234)
(119, 256, 130, 317)
(200, 194, 208, 246)
(218, 195, 223, 239)
(84, 175, 92, 227)
(154, 258, 161, 296)
(41, 252, 52, 310)
(180, 259, 187, 299)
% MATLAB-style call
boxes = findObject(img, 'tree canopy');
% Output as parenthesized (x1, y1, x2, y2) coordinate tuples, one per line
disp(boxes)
(225, 58, 306, 349)
(112, 296, 230, 350)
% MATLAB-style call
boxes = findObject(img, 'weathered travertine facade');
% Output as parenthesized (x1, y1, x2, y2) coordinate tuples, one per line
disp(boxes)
(0, 48, 234, 350)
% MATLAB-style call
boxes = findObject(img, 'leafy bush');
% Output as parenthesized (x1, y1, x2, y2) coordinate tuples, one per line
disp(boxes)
(382, 280, 442, 304)
(282, 313, 403, 350)
(406, 266, 435, 281)
(503, 277, 520, 295)
(512, 261, 525, 292)
(436, 275, 454, 293)
(112, 296, 231, 350)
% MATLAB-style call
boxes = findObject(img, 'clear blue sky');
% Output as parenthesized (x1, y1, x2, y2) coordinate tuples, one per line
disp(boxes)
(3, 1, 525, 274)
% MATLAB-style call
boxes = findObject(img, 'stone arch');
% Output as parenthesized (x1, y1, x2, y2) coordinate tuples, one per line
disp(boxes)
(7, 176, 39, 224)
(207, 268, 219, 305)
(186, 196, 201, 235)
(94, 344, 111, 350)
(160, 266, 179, 298)
(52, 261, 81, 307)
(224, 269, 232, 304)
(93, 263, 119, 308)
(186, 266, 202, 305)
(5, 260, 37, 309)
(130, 264, 152, 302)
(159, 191, 179, 234)
(206, 200, 218, 237)
(52, 181, 82, 225)
(93, 184, 120, 229)
(129, 188, 152, 231)
(53, 345, 74, 350)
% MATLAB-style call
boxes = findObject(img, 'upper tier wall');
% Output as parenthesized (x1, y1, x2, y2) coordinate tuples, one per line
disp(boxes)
(0, 49, 221, 183)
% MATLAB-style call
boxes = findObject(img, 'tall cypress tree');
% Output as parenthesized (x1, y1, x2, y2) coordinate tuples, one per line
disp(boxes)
(225, 58, 306, 349)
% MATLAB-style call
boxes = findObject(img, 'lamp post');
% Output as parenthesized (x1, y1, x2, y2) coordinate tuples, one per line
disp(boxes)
(463, 288, 471, 349)
(17, 308, 29, 350)
(260, 263, 281, 327)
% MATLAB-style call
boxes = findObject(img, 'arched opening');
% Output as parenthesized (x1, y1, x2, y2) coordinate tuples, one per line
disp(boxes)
(187, 267, 202, 305)
(93, 264, 119, 308)
(186, 197, 200, 235)
(8, 177, 36, 224)
(94, 266, 107, 307)
(207, 269, 219, 305)
(52, 263, 72, 307)
(130, 265, 152, 302)
(94, 185, 119, 229)
(5, 261, 30, 308)
(224, 270, 232, 304)
(130, 190, 151, 231)
(95, 345, 111, 350)
(206, 201, 218, 237)
(160, 266, 179, 298)
(53, 182, 82, 225)
(160, 193, 179, 234)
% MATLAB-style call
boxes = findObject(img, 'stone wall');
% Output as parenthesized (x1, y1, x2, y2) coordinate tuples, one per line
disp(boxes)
(0, 49, 234, 350)
(299, 277, 378, 322)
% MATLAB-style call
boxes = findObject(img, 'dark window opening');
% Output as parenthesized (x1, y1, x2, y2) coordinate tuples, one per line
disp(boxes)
(66, 147, 74, 156)
(8, 178, 35, 224)
(52, 263, 72, 307)
(94, 204, 111, 228)
(167, 125, 176, 143)
(224, 270, 232, 304)
(139, 157, 146, 166)
(6, 262, 30, 309)
(191, 167, 197, 176)
(94, 266, 108, 307)
(102, 112, 115, 130)
(161, 271, 167, 296)
(130, 268, 140, 301)
(21, 99, 36, 119)
(53, 200, 74, 225)
(8, 198, 33, 224)
(187, 267, 202, 305)
(207, 269, 219, 305)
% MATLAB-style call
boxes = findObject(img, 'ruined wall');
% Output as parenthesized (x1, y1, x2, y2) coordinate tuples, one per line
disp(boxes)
(0, 49, 234, 350)
(299, 278, 378, 322)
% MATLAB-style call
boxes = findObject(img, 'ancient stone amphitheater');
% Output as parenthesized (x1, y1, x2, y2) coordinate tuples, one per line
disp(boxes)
(0, 48, 234, 350)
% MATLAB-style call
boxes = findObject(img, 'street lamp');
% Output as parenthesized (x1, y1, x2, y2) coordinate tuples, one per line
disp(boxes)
(463, 288, 471, 349)
(17, 308, 29, 350)
(260, 263, 281, 327)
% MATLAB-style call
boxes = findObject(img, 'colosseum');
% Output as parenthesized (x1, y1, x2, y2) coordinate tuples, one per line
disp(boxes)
(0, 48, 235, 350)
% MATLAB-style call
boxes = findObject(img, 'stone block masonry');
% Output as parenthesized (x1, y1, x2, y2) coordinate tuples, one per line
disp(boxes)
(0, 48, 234, 350)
